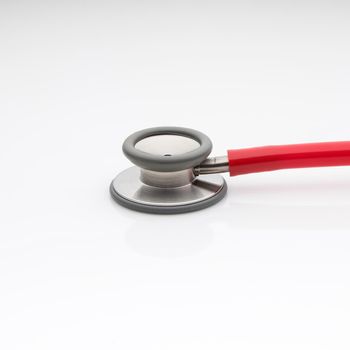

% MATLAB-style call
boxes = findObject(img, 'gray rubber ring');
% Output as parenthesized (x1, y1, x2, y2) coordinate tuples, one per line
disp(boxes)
(110, 179, 227, 214)
(122, 126, 213, 172)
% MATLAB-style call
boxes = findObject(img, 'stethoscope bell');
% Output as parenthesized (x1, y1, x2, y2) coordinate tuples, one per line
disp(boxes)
(110, 127, 227, 214)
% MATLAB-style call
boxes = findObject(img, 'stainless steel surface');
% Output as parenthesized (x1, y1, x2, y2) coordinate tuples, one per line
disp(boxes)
(111, 166, 226, 208)
(140, 169, 195, 188)
(194, 155, 229, 175)
(135, 134, 200, 156)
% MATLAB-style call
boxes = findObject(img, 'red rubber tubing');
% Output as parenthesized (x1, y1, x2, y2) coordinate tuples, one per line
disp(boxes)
(227, 141, 350, 176)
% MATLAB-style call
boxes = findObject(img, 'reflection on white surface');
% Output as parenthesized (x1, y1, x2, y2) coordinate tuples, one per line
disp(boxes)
(224, 171, 350, 231)
(125, 214, 213, 258)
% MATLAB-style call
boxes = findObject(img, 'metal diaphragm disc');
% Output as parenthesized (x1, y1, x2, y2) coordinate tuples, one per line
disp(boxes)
(110, 167, 227, 214)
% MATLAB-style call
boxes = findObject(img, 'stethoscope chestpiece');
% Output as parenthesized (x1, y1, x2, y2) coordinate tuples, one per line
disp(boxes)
(110, 126, 227, 214)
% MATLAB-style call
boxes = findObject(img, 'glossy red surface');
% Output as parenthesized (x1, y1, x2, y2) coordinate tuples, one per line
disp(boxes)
(228, 142, 350, 176)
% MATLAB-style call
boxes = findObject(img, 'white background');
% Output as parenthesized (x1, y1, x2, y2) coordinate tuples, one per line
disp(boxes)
(1, 1, 350, 349)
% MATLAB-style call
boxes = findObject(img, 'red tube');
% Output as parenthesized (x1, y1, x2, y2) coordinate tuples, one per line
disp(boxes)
(228, 141, 350, 177)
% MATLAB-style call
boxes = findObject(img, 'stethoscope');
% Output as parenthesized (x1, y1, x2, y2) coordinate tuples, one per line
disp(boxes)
(110, 126, 350, 214)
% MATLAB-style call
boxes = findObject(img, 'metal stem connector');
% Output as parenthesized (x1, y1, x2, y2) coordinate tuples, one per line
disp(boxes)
(140, 169, 195, 188)
(194, 156, 229, 175)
